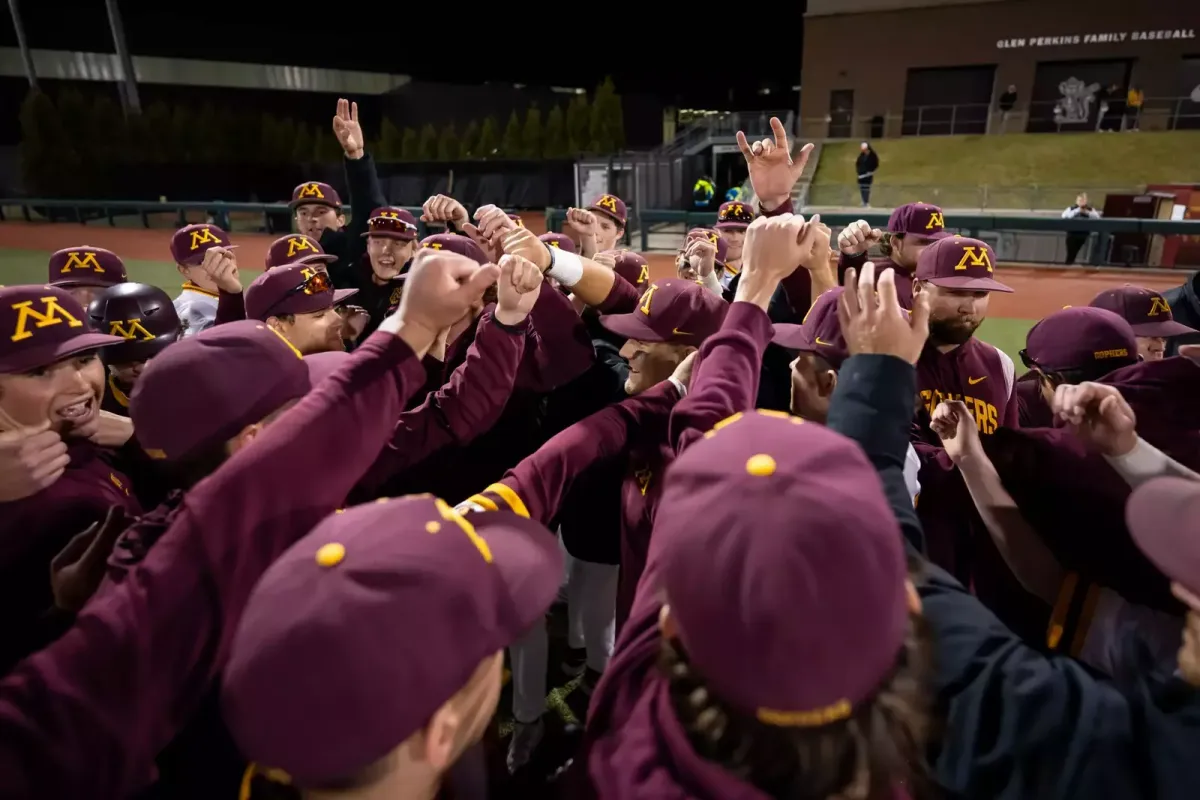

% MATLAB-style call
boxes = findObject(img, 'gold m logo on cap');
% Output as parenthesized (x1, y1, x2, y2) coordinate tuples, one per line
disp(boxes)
(637, 264, 650, 285)
(188, 228, 221, 251)
(548, 240, 560, 248)
(423, 242, 443, 250)
(108, 318, 155, 341)
(953, 246, 993, 273)
(286, 237, 317, 258)
(597, 195, 618, 213)
(639, 284, 660, 316)
(1148, 296, 1171, 316)
(926, 212, 946, 230)
(10, 296, 84, 342)
(60, 251, 104, 274)
(378, 211, 400, 220)
(298, 183, 325, 199)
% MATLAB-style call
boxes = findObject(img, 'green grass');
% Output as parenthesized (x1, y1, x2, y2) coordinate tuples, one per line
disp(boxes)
(0, 247, 262, 297)
(977, 317, 1034, 366)
(812, 131, 1200, 209)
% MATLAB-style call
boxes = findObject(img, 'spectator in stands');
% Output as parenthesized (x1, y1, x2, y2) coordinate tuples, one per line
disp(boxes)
(1125, 85, 1144, 131)
(1062, 192, 1101, 264)
(856, 142, 879, 208)
(997, 85, 1018, 133)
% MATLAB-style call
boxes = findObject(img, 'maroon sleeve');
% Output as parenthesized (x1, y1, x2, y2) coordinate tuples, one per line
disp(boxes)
(213, 290, 245, 326)
(758, 199, 816, 315)
(517, 281, 597, 392)
(760, 198, 794, 217)
(0, 330, 427, 799)
(462, 381, 681, 524)
(1102, 356, 1200, 437)
(595, 273, 641, 315)
(668, 302, 773, 454)
(356, 313, 527, 497)
(1002, 376, 1020, 429)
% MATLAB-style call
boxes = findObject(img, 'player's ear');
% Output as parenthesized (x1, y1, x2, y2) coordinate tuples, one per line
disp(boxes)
(336, 213, 347, 228)
(266, 316, 287, 334)
(911, 278, 923, 295)
(176, 264, 190, 279)
(226, 422, 264, 455)
(420, 700, 462, 770)
(819, 367, 838, 399)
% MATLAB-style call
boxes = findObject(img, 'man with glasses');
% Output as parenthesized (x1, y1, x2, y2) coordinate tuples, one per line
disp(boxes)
(245, 263, 359, 355)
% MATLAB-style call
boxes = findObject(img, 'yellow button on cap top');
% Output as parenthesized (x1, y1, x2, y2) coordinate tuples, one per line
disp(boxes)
(315, 542, 346, 567)
(745, 454, 776, 477)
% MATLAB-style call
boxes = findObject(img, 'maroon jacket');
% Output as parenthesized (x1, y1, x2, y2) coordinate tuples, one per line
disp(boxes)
(0, 331, 426, 798)
(0, 440, 142, 674)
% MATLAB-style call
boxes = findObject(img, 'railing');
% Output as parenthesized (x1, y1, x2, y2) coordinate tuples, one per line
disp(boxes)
(803, 95, 1200, 139)
(803, 184, 1142, 212)
(543, 207, 1200, 268)
(656, 109, 798, 155)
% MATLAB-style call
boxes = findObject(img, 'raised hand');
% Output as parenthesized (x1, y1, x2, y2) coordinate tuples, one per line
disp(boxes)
(838, 219, 884, 256)
(735, 116, 815, 211)
(566, 208, 598, 237)
(931, 399, 982, 464)
(201, 246, 241, 294)
(495, 254, 544, 325)
(837, 262, 930, 365)
(332, 98, 364, 159)
(50, 505, 132, 612)
(1051, 381, 1137, 457)
(500, 227, 552, 271)
(0, 420, 68, 502)
(683, 237, 717, 279)
(391, 248, 500, 340)
(421, 194, 469, 227)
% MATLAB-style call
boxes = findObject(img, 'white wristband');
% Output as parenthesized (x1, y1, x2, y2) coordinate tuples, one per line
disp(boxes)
(547, 247, 585, 287)
(667, 377, 687, 398)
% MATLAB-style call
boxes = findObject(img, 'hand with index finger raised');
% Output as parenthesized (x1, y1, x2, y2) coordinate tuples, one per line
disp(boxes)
(736, 116, 815, 211)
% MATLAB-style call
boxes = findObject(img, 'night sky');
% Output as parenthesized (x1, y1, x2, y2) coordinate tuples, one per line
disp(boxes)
(3, 0, 806, 110)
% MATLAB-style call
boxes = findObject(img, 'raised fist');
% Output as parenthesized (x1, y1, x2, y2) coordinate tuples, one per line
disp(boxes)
(837, 220, 883, 256)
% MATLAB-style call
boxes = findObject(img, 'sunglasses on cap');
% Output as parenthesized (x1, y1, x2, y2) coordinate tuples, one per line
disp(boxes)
(368, 216, 416, 235)
(288, 269, 333, 298)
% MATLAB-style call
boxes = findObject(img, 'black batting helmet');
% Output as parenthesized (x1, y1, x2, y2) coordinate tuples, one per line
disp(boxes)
(87, 283, 183, 364)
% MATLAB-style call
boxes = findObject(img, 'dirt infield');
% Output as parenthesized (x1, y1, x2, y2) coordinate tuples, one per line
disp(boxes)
(0, 221, 1187, 317)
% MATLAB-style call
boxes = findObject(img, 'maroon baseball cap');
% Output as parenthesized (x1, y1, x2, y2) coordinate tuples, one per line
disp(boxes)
(0, 285, 124, 374)
(915, 235, 1012, 293)
(290, 181, 342, 210)
(420, 233, 488, 265)
(1022, 306, 1138, 373)
(362, 207, 418, 242)
(654, 410, 908, 726)
(599, 279, 727, 345)
(1089, 285, 1197, 338)
(686, 228, 729, 264)
(265, 234, 336, 270)
(508, 213, 525, 228)
(221, 496, 562, 785)
(129, 320, 310, 462)
(245, 263, 359, 321)
(605, 249, 651, 289)
(170, 224, 234, 267)
(887, 202, 950, 240)
(539, 232, 576, 253)
(588, 194, 628, 227)
(715, 200, 755, 230)
(1127, 477, 1200, 597)
(773, 287, 850, 367)
(48, 246, 129, 288)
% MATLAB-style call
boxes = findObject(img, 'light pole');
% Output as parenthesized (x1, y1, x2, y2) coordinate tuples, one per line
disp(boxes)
(7, 0, 38, 90)
(104, 0, 141, 114)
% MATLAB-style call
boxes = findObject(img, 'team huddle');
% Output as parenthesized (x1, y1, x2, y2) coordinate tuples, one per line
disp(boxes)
(0, 101, 1199, 800)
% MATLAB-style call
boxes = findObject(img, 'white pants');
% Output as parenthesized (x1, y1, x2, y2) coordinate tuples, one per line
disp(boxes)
(509, 556, 619, 723)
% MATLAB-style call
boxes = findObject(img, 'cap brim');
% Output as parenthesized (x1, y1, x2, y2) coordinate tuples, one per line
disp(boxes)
(1130, 320, 1197, 337)
(52, 277, 120, 288)
(714, 221, 750, 230)
(599, 311, 666, 343)
(332, 288, 359, 306)
(289, 198, 341, 211)
(924, 276, 1014, 293)
(361, 230, 417, 241)
(296, 253, 338, 265)
(1127, 476, 1200, 592)
(0, 333, 126, 375)
(772, 323, 810, 350)
(588, 207, 626, 227)
(473, 512, 563, 639)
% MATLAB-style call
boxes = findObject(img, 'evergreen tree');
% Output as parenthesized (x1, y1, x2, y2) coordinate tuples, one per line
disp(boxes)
(417, 123, 438, 160)
(476, 116, 499, 158)
(379, 117, 403, 161)
(437, 123, 460, 161)
(501, 110, 522, 157)
(589, 77, 624, 154)
(400, 127, 419, 160)
(521, 106, 542, 158)
(566, 93, 591, 155)
(460, 119, 480, 158)
(543, 105, 566, 159)
(18, 90, 78, 196)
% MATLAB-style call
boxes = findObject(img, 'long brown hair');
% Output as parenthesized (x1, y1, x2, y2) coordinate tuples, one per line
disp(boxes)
(660, 605, 937, 799)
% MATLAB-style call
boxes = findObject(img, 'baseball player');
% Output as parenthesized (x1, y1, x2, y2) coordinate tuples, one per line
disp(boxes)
(0, 285, 130, 672)
(1015, 306, 1139, 428)
(713, 199, 756, 288)
(169, 223, 243, 336)
(1089, 284, 1197, 361)
(46, 246, 128, 308)
(221, 496, 562, 799)
(263, 232, 337, 271)
(244, 263, 359, 355)
(346, 206, 419, 340)
(86, 283, 184, 417)
(0, 248, 501, 798)
(836, 202, 951, 309)
(565, 194, 628, 256)
(911, 236, 1017, 441)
